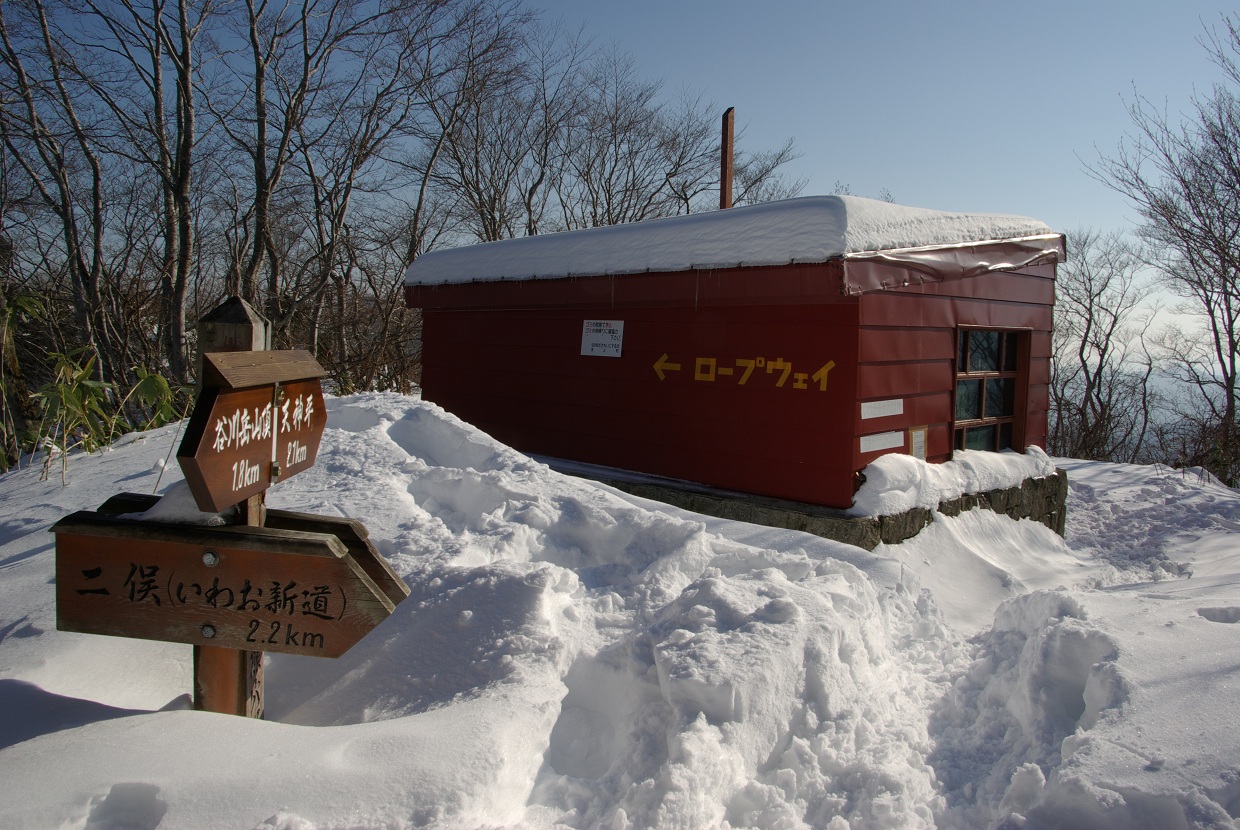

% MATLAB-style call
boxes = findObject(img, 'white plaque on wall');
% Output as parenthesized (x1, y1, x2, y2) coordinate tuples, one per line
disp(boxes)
(861, 399, 904, 420)
(581, 320, 624, 357)
(859, 430, 905, 454)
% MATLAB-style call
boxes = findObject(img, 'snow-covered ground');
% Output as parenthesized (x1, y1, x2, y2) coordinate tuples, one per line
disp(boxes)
(0, 392, 1237, 829)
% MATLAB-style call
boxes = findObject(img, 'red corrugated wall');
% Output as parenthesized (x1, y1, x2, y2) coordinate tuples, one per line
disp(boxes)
(411, 265, 863, 507)
(407, 259, 1056, 510)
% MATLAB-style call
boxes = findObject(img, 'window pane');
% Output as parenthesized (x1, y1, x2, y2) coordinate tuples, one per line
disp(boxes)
(1000, 422, 1013, 450)
(955, 429, 965, 450)
(956, 380, 981, 420)
(958, 331, 969, 371)
(1003, 332, 1019, 372)
(970, 331, 1000, 372)
(965, 424, 997, 451)
(985, 378, 1014, 417)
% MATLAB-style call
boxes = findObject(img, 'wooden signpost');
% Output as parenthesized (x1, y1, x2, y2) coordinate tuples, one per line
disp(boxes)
(51, 297, 409, 718)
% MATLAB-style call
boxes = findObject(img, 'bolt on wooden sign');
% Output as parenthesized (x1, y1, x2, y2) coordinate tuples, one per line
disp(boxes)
(178, 351, 327, 513)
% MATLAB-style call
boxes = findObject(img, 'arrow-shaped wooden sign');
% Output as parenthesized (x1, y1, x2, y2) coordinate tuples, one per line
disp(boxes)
(52, 510, 402, 658)
(178, 352, 328, 513)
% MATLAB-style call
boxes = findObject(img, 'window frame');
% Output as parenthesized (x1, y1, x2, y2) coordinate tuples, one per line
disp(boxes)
(952, 327, 1029, 454)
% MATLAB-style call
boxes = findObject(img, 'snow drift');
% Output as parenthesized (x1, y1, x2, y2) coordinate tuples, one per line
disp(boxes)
(0, 393, 1237, 829)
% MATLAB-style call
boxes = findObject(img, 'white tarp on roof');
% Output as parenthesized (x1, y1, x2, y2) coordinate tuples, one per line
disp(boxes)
(404, 195, 1057, 286)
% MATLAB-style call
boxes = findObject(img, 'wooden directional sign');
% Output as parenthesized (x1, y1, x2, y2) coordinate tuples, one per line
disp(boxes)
(178, 351, 327, 513)
(262, 509, 409, 609)
(95, 492, 410, 610)
(272, 378, 327, 480)
(52, 510, 404, 658)
(179, 385, 278, 511)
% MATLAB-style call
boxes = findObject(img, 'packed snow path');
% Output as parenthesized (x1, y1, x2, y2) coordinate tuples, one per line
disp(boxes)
(0, 394, 1237, 829)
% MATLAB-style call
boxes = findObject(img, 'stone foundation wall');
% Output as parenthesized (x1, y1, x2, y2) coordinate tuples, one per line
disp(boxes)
(604, 469, 1068, 552)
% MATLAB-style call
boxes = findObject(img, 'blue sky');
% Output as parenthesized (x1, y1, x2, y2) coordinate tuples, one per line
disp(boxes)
(532, 0, 1238, 235)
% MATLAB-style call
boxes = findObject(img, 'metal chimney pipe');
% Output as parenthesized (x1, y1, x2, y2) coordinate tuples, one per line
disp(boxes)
(720, 107, 735, 210)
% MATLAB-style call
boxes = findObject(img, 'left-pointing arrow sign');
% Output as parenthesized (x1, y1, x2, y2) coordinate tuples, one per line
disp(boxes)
(653, 353, 682, 381)
(177, 379, 327, 514)
(178, 385, 278, 512)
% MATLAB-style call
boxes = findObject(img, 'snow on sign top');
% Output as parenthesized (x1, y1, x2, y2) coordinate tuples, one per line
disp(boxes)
(404, 195, 1058, 286)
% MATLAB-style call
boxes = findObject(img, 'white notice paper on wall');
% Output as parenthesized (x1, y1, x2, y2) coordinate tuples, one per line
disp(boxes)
(910, 426, 927, 460)
(581, 320, 624, 357)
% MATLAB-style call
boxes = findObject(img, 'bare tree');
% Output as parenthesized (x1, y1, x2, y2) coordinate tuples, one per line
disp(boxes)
(205, 0, 382, 324)
(0, 0, 121, 383)
(0, 0, 222, 391)
(732, 135, 805, 206)
(0, 0, 807, 427)
(432, 18, 583, 241)
(435, 26, 805, 240)
(554, 48, 714, 228)
(287, 2, 440, 362)
(292, 1, 529, 387)
(1092, 16, 1240, 482)
(72, 0, 211, 383)
(516, 23, 589, 236)
(1048, 228, 1158, 462)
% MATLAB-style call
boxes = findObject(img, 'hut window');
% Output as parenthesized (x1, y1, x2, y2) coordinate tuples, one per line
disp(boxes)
(954, 329, 1022, 452)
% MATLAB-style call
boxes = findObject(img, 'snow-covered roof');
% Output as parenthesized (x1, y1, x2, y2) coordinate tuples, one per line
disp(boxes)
(405, 195, 1061, 287)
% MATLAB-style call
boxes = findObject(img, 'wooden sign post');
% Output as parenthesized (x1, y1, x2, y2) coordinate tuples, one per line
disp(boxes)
(51, 297, 409, 718)
(192, 298, 272, 716)
(178, 333, 332, 714)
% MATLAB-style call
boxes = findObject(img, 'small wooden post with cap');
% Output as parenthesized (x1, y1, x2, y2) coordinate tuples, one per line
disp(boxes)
(194, 296, 269, 716)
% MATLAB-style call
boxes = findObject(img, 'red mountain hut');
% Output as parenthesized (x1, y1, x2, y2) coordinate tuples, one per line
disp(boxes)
(403, 195, 1066, 511)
